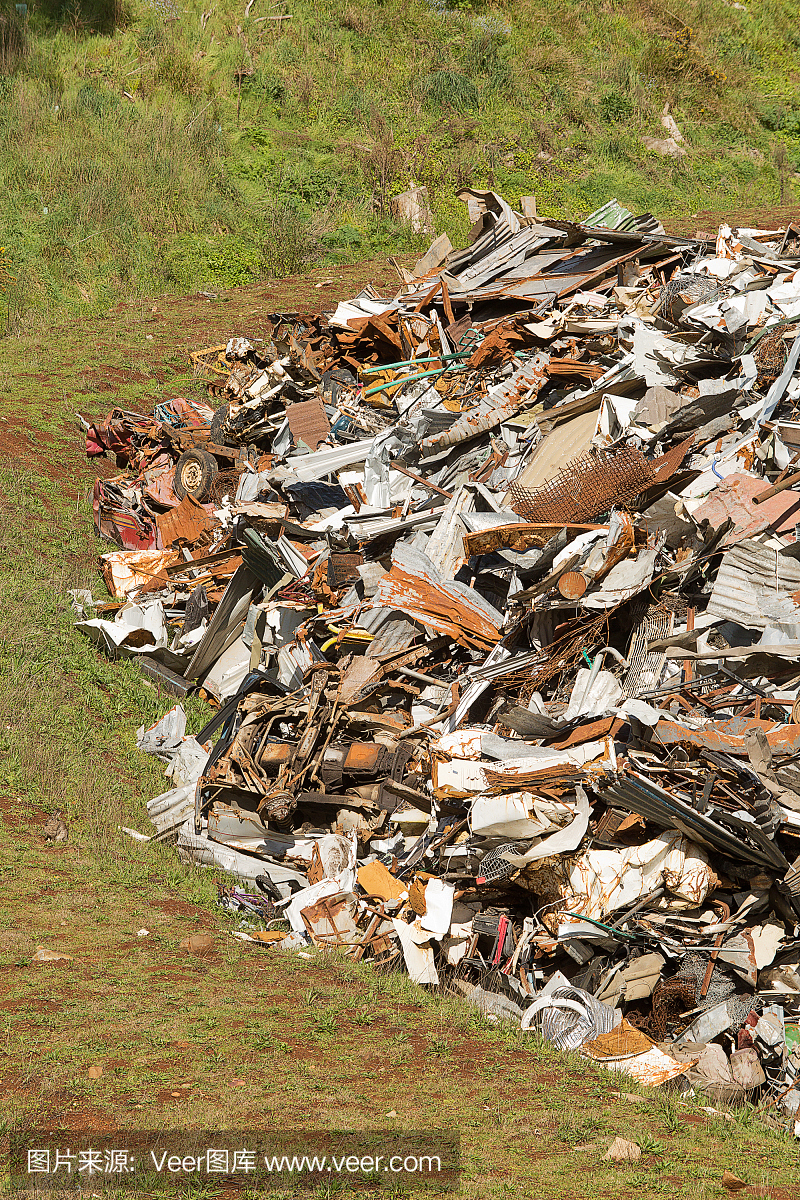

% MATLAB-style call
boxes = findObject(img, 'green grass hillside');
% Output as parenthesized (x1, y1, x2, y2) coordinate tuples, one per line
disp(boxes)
(1, 0, 799, 325)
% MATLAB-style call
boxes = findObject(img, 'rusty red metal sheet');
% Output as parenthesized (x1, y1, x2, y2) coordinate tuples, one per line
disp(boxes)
(654, 716, 800, 754)
(463, 523, 606, 557)
(256, 742, 294, 767)
(550, 716, 623, 751)
(156, 493, 218, 548)
(373, 549, 502, 652)
(691, 471, 800, 543)
(286, 397, 331, 452)
(341, 742, 390, 772)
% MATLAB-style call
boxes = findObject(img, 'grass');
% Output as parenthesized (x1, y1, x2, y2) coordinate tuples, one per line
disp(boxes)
(0, 267, 798, 1198)
(0, 0, 799, 326)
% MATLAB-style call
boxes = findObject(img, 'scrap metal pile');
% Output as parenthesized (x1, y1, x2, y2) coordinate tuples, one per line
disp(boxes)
(76, 191, 800, 1114)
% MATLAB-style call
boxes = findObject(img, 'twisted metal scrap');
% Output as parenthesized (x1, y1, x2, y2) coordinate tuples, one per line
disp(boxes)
(508, 444, 656, 525)
(660, 272, 720, 324)
(753, 324, 790, 385)
(515, 612, 610, 705)
(632, 976, 696, 1039)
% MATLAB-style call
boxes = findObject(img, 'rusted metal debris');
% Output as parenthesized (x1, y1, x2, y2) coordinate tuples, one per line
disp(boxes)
(74, 190, 800, 1123)
(508, 443, 659, 525)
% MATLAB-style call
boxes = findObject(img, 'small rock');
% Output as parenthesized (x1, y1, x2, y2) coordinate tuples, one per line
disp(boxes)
(722, 1171, 747, 1192)
(660, 102, 685, 144)
(32, 946, 73, 964)
(179, 932, 214, 954)
(603, 1137, 642, 1162)
(611, 1090, 646, 1104)
(88, 1063, 103, 1080)
(643, 135, 687, 159)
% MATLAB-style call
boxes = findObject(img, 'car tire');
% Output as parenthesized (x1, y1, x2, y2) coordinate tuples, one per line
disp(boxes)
(173, 448, 219, 500)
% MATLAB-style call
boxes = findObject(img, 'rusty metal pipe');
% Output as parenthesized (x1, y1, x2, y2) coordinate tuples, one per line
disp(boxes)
(753, 468, 800, 504)
(699, 900, 731, 1000)
(396, 666, 446, 687)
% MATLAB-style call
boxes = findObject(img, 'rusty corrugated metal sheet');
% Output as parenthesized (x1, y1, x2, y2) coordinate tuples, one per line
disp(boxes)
(373, 543, 502, 652)
(286, 397, 330, 451)
(156, 493, 217, 547)
(654, 715, 800, 755)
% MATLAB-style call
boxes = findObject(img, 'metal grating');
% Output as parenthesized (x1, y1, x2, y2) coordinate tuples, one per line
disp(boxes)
(507, 443, 656, 525)
(621, 602, 673, 698)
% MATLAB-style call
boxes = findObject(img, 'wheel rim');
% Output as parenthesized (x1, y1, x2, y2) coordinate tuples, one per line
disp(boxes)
(182, 461, 203, 492)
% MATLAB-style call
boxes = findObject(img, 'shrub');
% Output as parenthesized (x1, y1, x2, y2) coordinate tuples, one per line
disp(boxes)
(156, 49, 199, 97)
(136, 18, 163, 51)
(760, 103, 800, 137)
(321, 224, 362, 249)
(353, 106, 405, 215)
(467, 15, 511, 76)
(75, 82, 117, 116)
(35, 0, 129, 34)
(243, 67, 287, 105)
(258, 197, 319, 277)
(600, 89, 634, 123)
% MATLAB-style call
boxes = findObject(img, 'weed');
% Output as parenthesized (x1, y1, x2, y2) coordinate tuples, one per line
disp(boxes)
(420, 70, 479, 111)
(556, 1113, 604, 1145)
(313, 1009, 338, 1036)
(653, 1090, 682, 1134)
(636, 1132, 665, 1156)
(427, 1034, 450, 1057)
(351, 1009, 374, 1027)
(0, 3, 27, 73)
(600, 89, 635, 123)
(258, 196, 321, 277)
(156, 49, 200, 97)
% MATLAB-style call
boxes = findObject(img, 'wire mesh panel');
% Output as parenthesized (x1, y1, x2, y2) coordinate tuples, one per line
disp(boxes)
(508, 444, 656, 525)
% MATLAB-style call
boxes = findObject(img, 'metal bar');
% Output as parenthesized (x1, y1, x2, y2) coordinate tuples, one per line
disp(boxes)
(388, 461, 453, 499)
